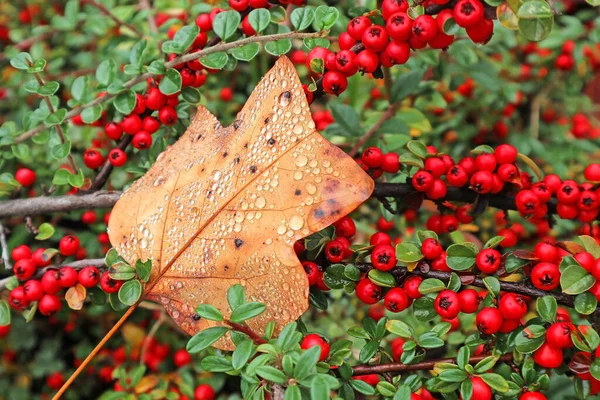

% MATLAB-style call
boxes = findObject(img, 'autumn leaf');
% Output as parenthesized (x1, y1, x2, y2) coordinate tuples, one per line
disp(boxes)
(108, 56, 373, 349)
(65, 284, 86, 310)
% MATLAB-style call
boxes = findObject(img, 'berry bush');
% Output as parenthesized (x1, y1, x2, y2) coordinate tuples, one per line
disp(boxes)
(0, 0, 600, 399)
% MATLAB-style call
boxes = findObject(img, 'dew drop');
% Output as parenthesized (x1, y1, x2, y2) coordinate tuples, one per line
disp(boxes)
(306, 183, 317, 195)
(293, 124, 303, 135)
(256, 197, 266, 209)
(293, 171, 303, 181)
(295, 155, 308, 167)
(277, 225, 287, 235)
(278, 91, 291, 107)
(289, 215, 304, 231)
(140, 239, 149, 249)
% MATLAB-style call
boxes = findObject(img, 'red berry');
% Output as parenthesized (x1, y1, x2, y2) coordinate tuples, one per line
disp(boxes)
(59, 235, 80, 257)
(15, 168, 36, 187)
(347, 16, 372, 41)
(78, 266, 101, 288)
(108, 149, 127, 167)
(546, 322, 573, 349)
(144, 87, 167, 110)
(46, 372, 65, 390)
(142, 116, 161, 134)
(338, 32, 356, 50)
(58, 266, 78, 288)
(105, 122, 123, 140)
(13, 258, 36, 280)
(404, 276, 423, 299)
(173, 348, 192, 367)
(325, 239, 345, 263)
(497, 228, 518, 248)
(476, 248, 501, 274)
(421, 238, 443, 260)
(355, 278, 383, 304)
(470, 376, 492, 400)
(434, 290, 461, 319)
(382, 0, 409, 19)
(470, 170, 494, 194)
(453, 0, 485, 28)
(8, 286, 29, 310)
(158, 106, 178, 126)
(386, 12, 412, 41)
(515, 190, 541, 215)
(584, 164, 600, 181)
(530, 262, 560, 291)
(476, 307, 503, 335)
(384, 287, 409, 312)
(412, 170, 434, 192)
(39, 294, 62, 316)
(371, 245, 397, 271)
(334, 216, 356, 238)
(440, 215, 458, 233)
(11, 245, 31, 261)
(302, 261, 320, 286)
(23, 279, 44, 302)
(335, 50, 358, 76)
(475, 153, 497, 172)
(355, 49, 380, 73)
(426, 179, 447, 200)
(195, 14, 212, 31)
(132, 131, 153, 150)
(322, 71, 347, 95)
(100, 271, 123, 294)
(381, 153, 400, 173)
(498, 293, 527, 320)
(370, 232, 391, 246)
(557, 180, 580, 204)
(458, 289, 479, 313)
(412, 15, 438, 42)
(446, 165, 469, 187)
(300, 333, 330, 361)
(362, 147, 384, 169)
(494, 144, 517, 164)
(194, 384, 215, 400)
(533, 343, 563, 369)
(41, 270, 62, 294)
(362, 25, 389, 52)
(121, 114, 142, 135)
(84, 149, 105, 169)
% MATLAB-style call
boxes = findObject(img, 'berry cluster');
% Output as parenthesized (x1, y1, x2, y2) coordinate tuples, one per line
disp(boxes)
(305, 0, 494, 95)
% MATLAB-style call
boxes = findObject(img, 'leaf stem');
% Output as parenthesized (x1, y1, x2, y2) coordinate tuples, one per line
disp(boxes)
(224, 319, 268, 345)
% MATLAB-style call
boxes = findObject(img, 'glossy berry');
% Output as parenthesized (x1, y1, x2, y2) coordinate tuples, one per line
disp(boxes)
(421, 238, 443, 260)
(412, 15, 438, 42)
(494, 144, 518, 164)
(458, 289, 479, 313)
(362, 25, 389, 52)
(133, 131, 153, 150)
(371, 245, 397, 271)
(546, 322, 574, 349)
(531, 262, 560, 291)
(100, 271, 123, 294)
(470, 170, 494, 194)
(15, 168, 36, 187)
(104, 122, 123, 140)
(476, 248, 501, 274)
(302, 261, 320, 286)
(173, 349, 192, 367)
(322, 71, 348, 95)
(520, 393, 547, 400)
(144, 87, 167, 110)
(121, 114, 142, 135)
(347, 16, 372, 41)
(381, 152, 400, 173)
(386, 12, 412, 41)
(194, 384, 215, 400)
(533, 343, 563, 369)
(142, 116, 161, 134)
(476, 307, 503, 335)
(453, 0, 485, 28)
(470, 376, 492, 400)
(498, 293, 527, 320)
(59, 235, 79, 257)
(384, 288, 410, 312)
(446, 165, 469, 187)
(403, 276, 423, 299)
(362, 147, 384, 169)
(13, 258, 36, 281)
(584, 163, 600, 181)
(158, 106, 178, 126)
(370, 232, 391, 246)
(84, 149, 104, 169)
(301, 334, 330, 361)
(58, 266, 78, 288)
(325, 239, 345, 263)
(11, 245, 31, 261)
(23, 279, 44, 302)
(412, 170, 434, 192)
(39, 294, 62, 316)
(41, 270, 62, 294)
(434, 290, 461, 319)
(108, 149, 127, 167)
(334, 216, 356, 238)
(78, 266, 101, 288)
(426, 179, 447, 200)
(355, 278, 383, 304)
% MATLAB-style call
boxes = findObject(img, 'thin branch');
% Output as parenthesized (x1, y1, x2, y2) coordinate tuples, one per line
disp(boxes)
(0, 191, 121, 218)
(0, 222, 11, 271)
(351, 354, 513, 376)
(0, 258, 105, 291)
(83, 0, 144, 37)
(529, 84, 553, 139)
(0, 30, 58, 62)
(28, 61, 80, 174)
(224, 319, 268, 345)
(139, 309, 167, 366)
(15, 31, 325, 144)
(138, 0, 158, 35)
(348, 103, 400, 157)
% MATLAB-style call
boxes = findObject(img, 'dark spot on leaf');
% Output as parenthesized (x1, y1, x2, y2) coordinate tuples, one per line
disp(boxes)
(249, 165, 257, 174)
(234, 239, 243, 248)
(222, 151, 228, 158)
(268, 138, 276, 145)
(234, 157, 240, 164)
(192, 315, 201, 321)
(314, 209, 324, 218)
(265, 117, 270, 124)
(295, 189, 301, 196)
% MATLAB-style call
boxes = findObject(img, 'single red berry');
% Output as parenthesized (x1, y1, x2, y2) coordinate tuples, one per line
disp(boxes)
(338, 32, 356, 50)
(557, 180, 580, 204)
(229, 0, 248, 12)
(515, 190, 541, 215)
(530, 262, 560, 291)
(497, 228, 518, 248)
(384, 287, 410, 312)
(403, 276, 423, 299)
(434, 290, 461, 319)
(334, 216, 356, 238)
(476, 248, 501, 274)
(132, 131, 153, 150)
(362, 25, 389, 52)
(574, 251, 595, 273)
(325, 239, 346, 263)
(355, 49, 380, 73)
(108, 149, 127, 167)
(11, 245, 31, 262)
(533, 342, 563, 369)
(533, 241, 558, 263)
(446, 165, 469, 187)
(470, 376, 492, 400)
(173, 348, 193, 367)
(453, 0, 485, 28)
(498, 293, 527, 320)
(455, 205, 474, 224)
(158, 106, 178, 126)
(355, 278, 383, 304)
(8, 286, 29, 310)
(46, 372, 65, 390)
(144, 87, 167, 110)
(386, 12, 413, 41)
(546, 322, 573, 349)
(300, 333, 330, 361)
(142, 116, 161, 134)
(59, 235, 80, 257)
(322, 71, 347, 96)
(84, 149, 104, 169)
(38, 294, 62, 316)
(475, 153, 497, 172)
(133, 93, 146, 114)
(41, 270, 62, 294)
(13, 258, 36, 280)
(424, 157, 447, 178)
(371, 244, 397, 271)
(421, 238, 443, 260)
(347, 16, 372, 41)
(105, 122, 123, 140)
(121, 114, 142, 135)
(584, 164, 600, 181)
(494, 144, 517, 164)
(382, 0, 409, 19)
(426, 179, 447, 200)
(58, 266, 78, 288)
(362, 147, 384, 169)
(412, 15, 438, 42)
(302, 261, 320, 286)
(381, 152, 400, 173)
(15, 168, 36, 187)
(520, 392, 548, 400)
(23, 279, 44, 302)
(194, 384, 215, 400)
(431, 251, 450, 271)
(195, 14, 212, 31)
(476, 307, 503, 335)
(370, 232, 391, 246)
(78, 266, 101, 288)
(412, 170, 434, 192)
(458, 289, 479, 313)
(440, 214, 458, 233)
(335, 50, 358, 76)
(100, 271, 123, 294)
(377, 217, 394, 232)
(470, 170, 494, 194)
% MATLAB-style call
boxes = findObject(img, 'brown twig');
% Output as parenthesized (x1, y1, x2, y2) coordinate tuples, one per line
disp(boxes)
(15, 31, 325, 144)
(348, 103, 400, 157)
(83, 0, 144, 37)
(351, 354, 513, 376)
(0, 222, 11, 271)
(27, 61, 80, 174)
(0, 30, 57, 62)
(225, 319, 268, 345)
(139, 0, 158, 35)
(139, 309, 167, 366)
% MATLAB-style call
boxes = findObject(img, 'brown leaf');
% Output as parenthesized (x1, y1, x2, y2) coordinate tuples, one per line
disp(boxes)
(108, 57, 374, 349)
(556, 241, 586, 255)
(511, 249, 538, 260)
(65, 284, 86, 310)
(568, 351, 591, 375)
(134, 375, 160, 394)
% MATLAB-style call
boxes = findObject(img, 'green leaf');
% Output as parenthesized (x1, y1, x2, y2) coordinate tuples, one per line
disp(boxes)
(228, 284, 245, 310)
(580, 235, 600, 258)
(109, 262, 136, 281)
(0, 300, 10, 326)
(37, 81, 60, 97)
(284, 385, 301, 400)
(571, 325, 600, 352)
(96, 60, 116, 86)
(446, 244, 477, 271)
(35, 223, 55, 240)
(113, 90, 137, 115)
(200, 52, 229, 70)
(575, 292, 598, 315)
(71, 75, 88, 102)
(473, 356, 498, 373)
(329, 104, 362, 137)
(479, 373, 509, 393)
(256, 366, 287, 384)
(23, 79, 40, 93)
(386, 320, 412, 338)
(187, 326, 229, 353)
(413, 296, 437, 322)
(213, 11, 241, 41)
(457, 347, 470, 370)
(248, 8, 271, 33)
(406, 140, 428, 159)
(265, 39, 292, 56)
(135, 259, 152, 283)
(505, 254, 530, 273)
(313, 5, 339, 30)
(393, 385, 412, 400)
(50, 139, 72, 160)
(439, 369, 468, 382)
(376, 381, 397, 397)
(159, 68, 182, 95)
(368, 269, 396, 288)
(536, 296, 557, 322)
(174, 24, 200, 52)
(148, 60, 166, 75)
(591, 359, 600, 381)
(81, 104, 103, 124)
(129, 39, 147, 66)
(294, 346, 321, 380)
(201, 355, 233, 372)
(484, 236, 504, 249)
(517, 1, 554, 42)
(10, 52, 33, 70)
(419, 278, 446, 295)
(400, 152, 424, 168)
(181, 87, 201, 104)
(483, 276, 500, 296)
(460, 379, 473, 400)
(45, 109, 67, 126)
(195, 304, 224, 321)
(396, 242, 423, 263)
(418, 334, 444, 349)
(291, 7, 315, 31)
(560, 265, 595, 295)
(27, 58, 46, 73)
(231, 43, 260, 62)
(118, 280, 142, 306)
(230, 302, 265, 323)
(397, 109, 431, 133)
(232, 339, 255, 370)
(515, 325, 546, 353)
(390, 68, 425, 102)
(349, 378, 376, 395)
(68, 169, 84, 188)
